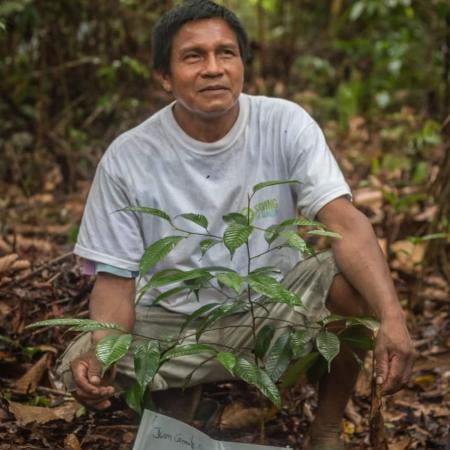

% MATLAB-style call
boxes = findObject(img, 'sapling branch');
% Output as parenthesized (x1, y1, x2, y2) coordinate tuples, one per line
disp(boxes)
(250, 245, 284, 260)
(31, 180, 375, 411)
(171, 224, 222, 240)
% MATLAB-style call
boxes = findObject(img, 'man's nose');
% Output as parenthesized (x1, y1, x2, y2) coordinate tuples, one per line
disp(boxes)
(202, 54, 223, 76)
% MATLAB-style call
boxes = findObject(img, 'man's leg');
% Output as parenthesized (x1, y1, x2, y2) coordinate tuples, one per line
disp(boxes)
(307, 273, 372, 450)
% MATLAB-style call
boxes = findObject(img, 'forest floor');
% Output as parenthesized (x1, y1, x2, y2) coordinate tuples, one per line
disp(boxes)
(0, 118, 449, 449)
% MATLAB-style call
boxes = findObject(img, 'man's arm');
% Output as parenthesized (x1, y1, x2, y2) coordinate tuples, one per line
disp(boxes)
(317, 196, 415, 395)
(71, 273, 135, 409)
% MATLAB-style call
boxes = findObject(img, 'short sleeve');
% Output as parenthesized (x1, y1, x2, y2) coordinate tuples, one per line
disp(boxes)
(73, 161, 144, 271)
(289, 119, 351, 219)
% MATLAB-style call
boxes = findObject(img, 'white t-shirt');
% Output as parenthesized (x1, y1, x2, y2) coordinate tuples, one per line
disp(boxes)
(74, 94, 351, 314)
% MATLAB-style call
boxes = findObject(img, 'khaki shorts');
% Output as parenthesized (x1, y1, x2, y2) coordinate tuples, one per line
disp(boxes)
(56, 250, 339, 393)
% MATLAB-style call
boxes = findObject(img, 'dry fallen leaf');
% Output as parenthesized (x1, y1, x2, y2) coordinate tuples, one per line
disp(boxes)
(413, 205, 437, 222)
(391, 240, 425, 273)
(390, 436, 412, 450)
(412, 374, 435, 388)
(13, 353, 52, 394)
(0, 238, 12, 254)
(11, 259, 31, 271)
(0, 254, 19, 274)
(219, 401, 276, 430)
(354, 188, 383, 209)
(344, 398, 363, 430)
(0, 301, 12, 318)
(12, 235, 53, 253)
(8, 400, 78, 426)
(64, 433, 82, 450)
(419, 287, 450, 303)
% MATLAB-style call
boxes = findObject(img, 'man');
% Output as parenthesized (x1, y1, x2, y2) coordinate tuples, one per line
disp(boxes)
(57, 1, 415, 449)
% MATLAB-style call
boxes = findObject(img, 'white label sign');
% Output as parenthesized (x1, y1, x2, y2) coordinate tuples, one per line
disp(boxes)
(133, 410, 290, 450)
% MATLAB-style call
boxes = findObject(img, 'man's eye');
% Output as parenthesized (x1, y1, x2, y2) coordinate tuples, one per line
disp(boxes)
(184, 53, 200, 61)
(221, 49, 236, 57)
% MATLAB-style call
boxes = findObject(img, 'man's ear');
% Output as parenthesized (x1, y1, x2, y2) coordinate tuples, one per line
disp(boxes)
(155, 70, 172, 93)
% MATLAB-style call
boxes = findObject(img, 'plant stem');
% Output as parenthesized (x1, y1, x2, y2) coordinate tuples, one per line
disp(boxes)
(181, 354, 218, 388)
(171, 224, 222, 240)
(250, 245, 284, 260)
(246, 193, 259, 365)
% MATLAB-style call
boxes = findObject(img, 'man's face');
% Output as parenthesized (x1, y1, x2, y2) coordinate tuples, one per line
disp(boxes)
(161, 18, 244, 120)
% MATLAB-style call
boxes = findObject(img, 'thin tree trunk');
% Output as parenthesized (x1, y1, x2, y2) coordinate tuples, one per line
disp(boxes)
(444, 12, 450, 117)
(256, 0, 267, 79)
(424, 116, 450, 283)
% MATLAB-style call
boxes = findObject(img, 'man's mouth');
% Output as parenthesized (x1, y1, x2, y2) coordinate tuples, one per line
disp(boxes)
(199, 85, 229, 92)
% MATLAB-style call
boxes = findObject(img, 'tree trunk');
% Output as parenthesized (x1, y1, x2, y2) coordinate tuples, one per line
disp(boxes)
(425, 115, 450, 283)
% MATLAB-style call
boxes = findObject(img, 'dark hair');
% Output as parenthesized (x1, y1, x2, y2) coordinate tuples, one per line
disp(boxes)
(152, 0, 249, 74)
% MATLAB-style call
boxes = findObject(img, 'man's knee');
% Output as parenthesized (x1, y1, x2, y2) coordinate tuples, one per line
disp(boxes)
(326, 273, 372, 317)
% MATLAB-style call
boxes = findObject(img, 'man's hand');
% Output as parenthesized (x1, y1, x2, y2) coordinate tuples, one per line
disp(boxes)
(69, 273, 135, 409)
(374, 317, 416, 395)
(71, 349, 115, 410)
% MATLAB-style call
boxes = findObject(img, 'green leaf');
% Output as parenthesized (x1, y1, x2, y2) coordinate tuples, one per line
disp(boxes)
(265, 333, 291, 381)
(181, 302, 221, 332)
(307, 230, 342, 239)
(255, 324, 275, 360)
(316, 331, 340, 371)
(146, 268, 212, 289)
(281, 352, 320, 388)
(222, 212, 248, 225)
(264, 218, 326, 244)
(290, 329, 315, 358)
(196, 301, 245, 340)
(150, 286, 189, 305)
(345, 316, 379, 332)
(223, 223, 253, 258)
(421, 232, 448, 241)
(240, 207, 255, 224)
(96, 334, 133, 376)
(249, 266, 281, 276)
(134, 341, 160, 389)
(340, 333, 374, 351)
(320, 314, 346, 325)
(216, 272, 243, 294)
(264, 224, 280, 245)
(120, 206, 171, 224)
(247, 274, 301, 305)
(350, 1, 365, 20)
(137, 269, 210, 303)
(252, 179, 300, 194)
(177, 213, 209, 230)
(199, 239, 221, 256)
(124, 381, 143, 414)
(216, 351, 237, 374)
(306, 354, 329, 383)
(254, 199, 278, 216)
(140, 236, 185, 275)
(26, 318, 124, 332)
(234, 358, 281, 407)
(162, 343, 216, 362)
(280, 231, 311, 255)
(280, 218, 324, 228)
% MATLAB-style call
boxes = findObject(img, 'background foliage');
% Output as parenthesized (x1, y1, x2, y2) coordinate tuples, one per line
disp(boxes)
(1, 0, 449, 191)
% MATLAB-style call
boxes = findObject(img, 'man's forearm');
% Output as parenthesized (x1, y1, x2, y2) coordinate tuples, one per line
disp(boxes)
(318, 198, 404, 322)
(89, 273, 136, 344)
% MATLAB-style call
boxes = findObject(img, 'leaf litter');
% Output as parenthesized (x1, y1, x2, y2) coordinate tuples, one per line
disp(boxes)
(0, 120, 449, 449)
